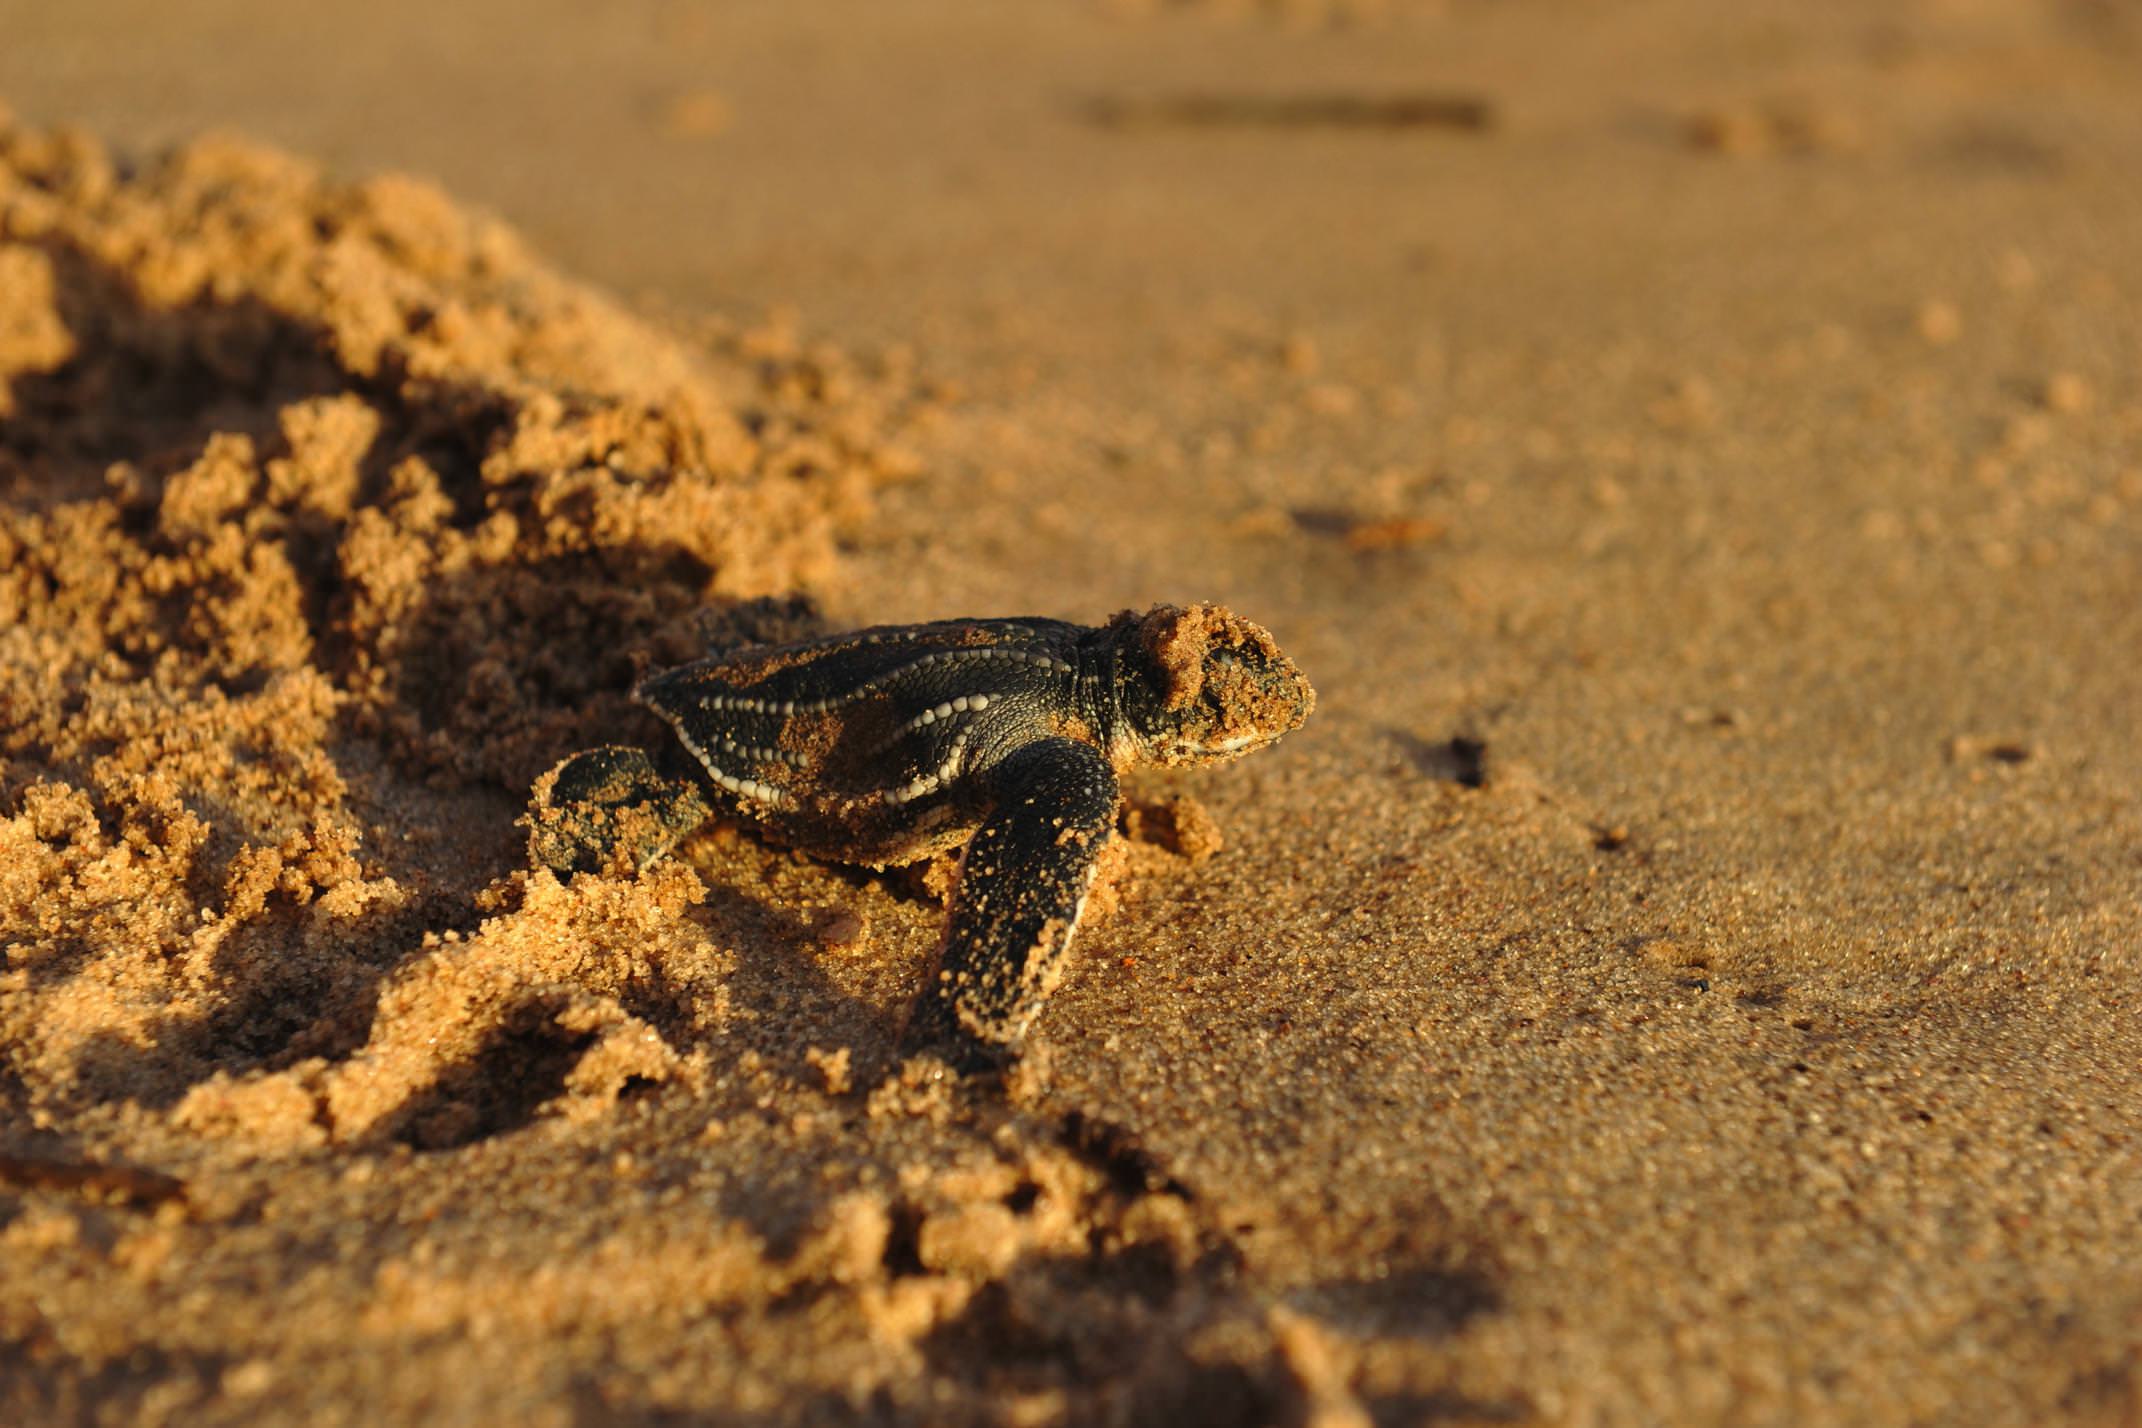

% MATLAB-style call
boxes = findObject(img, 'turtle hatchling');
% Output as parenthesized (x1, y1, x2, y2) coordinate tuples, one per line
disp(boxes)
(528, 603, 1314, 1068)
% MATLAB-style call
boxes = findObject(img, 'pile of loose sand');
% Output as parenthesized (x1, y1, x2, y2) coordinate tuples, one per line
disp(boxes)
(0, 115, 916, 1150)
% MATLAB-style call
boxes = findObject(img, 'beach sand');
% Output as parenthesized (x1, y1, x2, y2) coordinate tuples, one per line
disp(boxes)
(1, 1, 2139, 1423)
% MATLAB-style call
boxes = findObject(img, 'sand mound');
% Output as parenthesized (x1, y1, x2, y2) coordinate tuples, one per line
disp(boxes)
(0, 115, 905, 1149)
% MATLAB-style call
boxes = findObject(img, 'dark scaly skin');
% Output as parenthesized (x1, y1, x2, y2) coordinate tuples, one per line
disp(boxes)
(899, 738, 1120, 1055)
(527, 604, 1315, 1068)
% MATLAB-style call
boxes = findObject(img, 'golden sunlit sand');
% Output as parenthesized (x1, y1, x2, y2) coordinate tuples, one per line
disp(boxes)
(2, 3, 2139, 1422)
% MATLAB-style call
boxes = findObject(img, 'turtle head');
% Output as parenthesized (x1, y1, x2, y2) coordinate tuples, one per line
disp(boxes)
(1115, 603, 1315, 767)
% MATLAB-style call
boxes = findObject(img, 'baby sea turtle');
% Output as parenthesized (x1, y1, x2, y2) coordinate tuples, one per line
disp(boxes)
(527, 603, 1314, 1068)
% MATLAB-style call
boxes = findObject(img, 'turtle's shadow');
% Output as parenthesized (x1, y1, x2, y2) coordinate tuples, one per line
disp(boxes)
(681, 833, 936, 1087)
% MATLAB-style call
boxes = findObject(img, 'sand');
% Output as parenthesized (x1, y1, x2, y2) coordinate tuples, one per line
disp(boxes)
(1, 1, 2139, 1424)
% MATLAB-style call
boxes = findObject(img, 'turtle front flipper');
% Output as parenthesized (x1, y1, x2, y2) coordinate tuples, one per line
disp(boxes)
(901, 737, 1120, 1070)
(528, 745, 713, 878)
